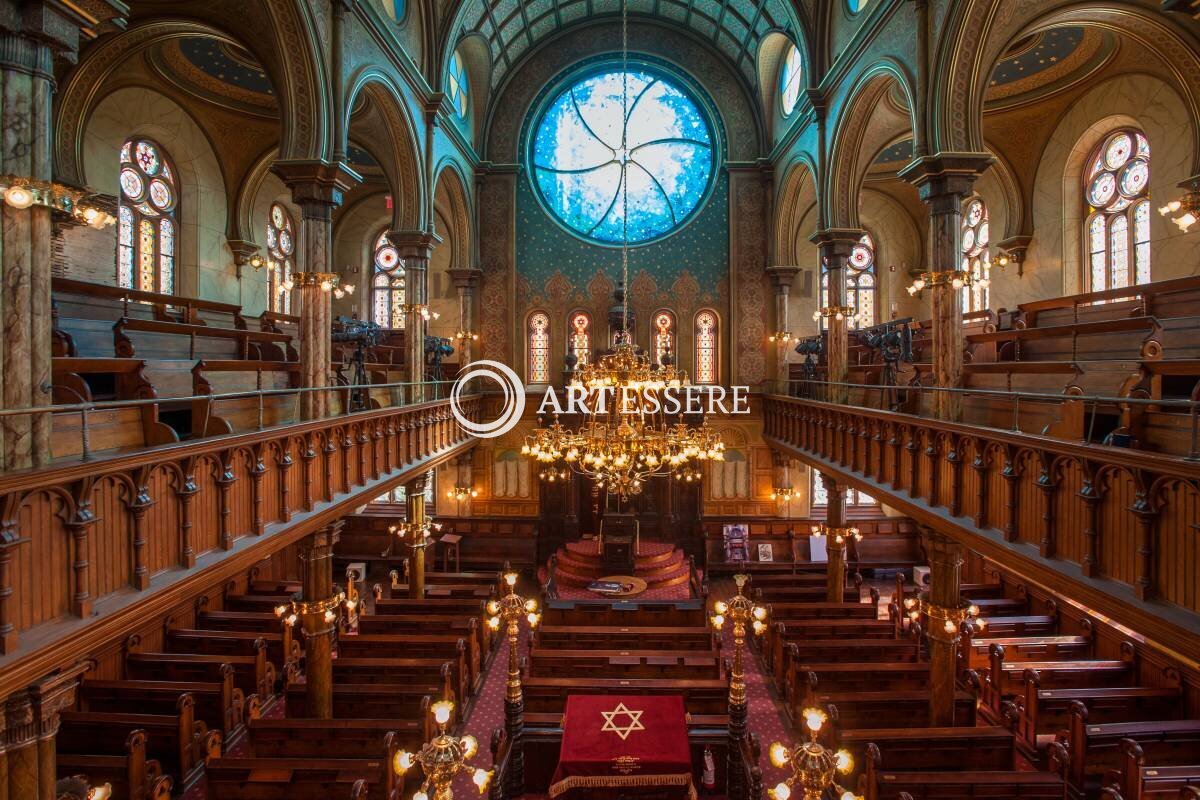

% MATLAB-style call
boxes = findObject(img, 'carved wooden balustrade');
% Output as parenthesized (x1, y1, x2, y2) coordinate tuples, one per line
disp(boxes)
(763, 394, 1200, 660)
(0, 394, 482, 684)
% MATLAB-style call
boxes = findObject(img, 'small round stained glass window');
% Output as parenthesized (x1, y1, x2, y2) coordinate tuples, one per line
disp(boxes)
(148, 179, 173, 210)
(1089, 173, 1116, 207)
(120, 169, 144, 201)
(530, 65, 716, 246)
(135, 141, 160, 175)
(1104, 133, 1132, 170)
(1087, 129, 1149, 213)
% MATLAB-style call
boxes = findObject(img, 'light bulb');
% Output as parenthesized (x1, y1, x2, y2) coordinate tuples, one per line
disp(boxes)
(394, 750, 415, 774)
(803, 707, 826, 732)
(714, 601, 728, 615)
(1177, 213, 1197, 232)
(414, 791, 429, 800)
(4, 185, 34, 209)
(527, 611, 540, 627)
(769, 742, 789, 768)
(771, 783, 791, 800)
(524, 599, 537, 613)
(345, 284, 355, 294)
(461, 734, 479, 759)
(914, 278, 926, 290)
(711, 614, 725, 629)
(836, 749, 853, 773)
(505, 572, 518, 587)
(473, 768, 492, 793)
(944, 619, 957, 634)
(952, 278, 964, 289)
(89, 784, 113, 800)
(432, 700, 454, 725)
(487, 616, 500, 630)
(1160, 201, 1182, 216)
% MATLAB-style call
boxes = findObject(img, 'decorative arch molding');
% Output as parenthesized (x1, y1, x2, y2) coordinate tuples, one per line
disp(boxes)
(54, 15, 326, 186)
(757, 30, 815, 127)
(450, 33, 493, 145)
(236, 147, 286, 244)
(934, 1, 1200, 175)
(774, 156, 819, 266)
(826, 59, 919, 229)
(432, 159, 474, 272)
(979, 144, 1026, 242)
(266, 0, 332, 160)
(482, 18, 763, 164)
(343, 70, 425, 231)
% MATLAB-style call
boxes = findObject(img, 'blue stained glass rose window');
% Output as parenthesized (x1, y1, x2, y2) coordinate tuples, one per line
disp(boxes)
(531, 67, 715, 245)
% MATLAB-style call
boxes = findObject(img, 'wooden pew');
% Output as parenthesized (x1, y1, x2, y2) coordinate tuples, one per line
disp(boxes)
(793, 662, 930, 711)
(203, 756, 393, 800)
(192, 360, 301, 435)
(166, 628, 299, 670)
(1106, 738, 1200, 800)
(958, 633, 1092, 672)
(55, 729, 174, 800)
(533, 624, 714, 651)
(324, 658, 462, 708)
(114, 316, 295, 361)
(540, 600, 708, 628)
(979, 642, 1135, 715)
(125, 644, 276, 702)
(971, 614, 1057, 637)
(1012, 275, 1200, 328)
(285, 684, 434, 726)
(521, 676, 728, 715)
(823, 690, 976, 733)
(356, 613, 492, 664)
(334, 634, 476, 696)
(58, 695, 220, 790)
(1012, 673, 1183, 757)
(245, 718, 426, 758)
(1062, 703, 1200, 798)
(865, 768, 1063, 799)
(78, 672, 253, 739)
(525, 647, 721, 680)
(372, 597, 490, 617)
(54, 277, 247, 330)
(50, 357, 180, 457)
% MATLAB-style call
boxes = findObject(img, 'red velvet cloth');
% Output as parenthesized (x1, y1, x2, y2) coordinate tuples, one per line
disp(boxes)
(550, 695, 694, 799)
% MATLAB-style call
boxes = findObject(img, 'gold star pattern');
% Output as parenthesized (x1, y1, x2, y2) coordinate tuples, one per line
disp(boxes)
(599, 702, 645, 741)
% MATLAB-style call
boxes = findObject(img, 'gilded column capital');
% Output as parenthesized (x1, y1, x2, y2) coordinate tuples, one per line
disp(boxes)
(387, 230, 444, 263)
(2, 666, 86, 749)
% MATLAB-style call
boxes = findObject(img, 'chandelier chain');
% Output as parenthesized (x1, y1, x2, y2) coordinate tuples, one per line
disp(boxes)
(621, 0, 629, 335)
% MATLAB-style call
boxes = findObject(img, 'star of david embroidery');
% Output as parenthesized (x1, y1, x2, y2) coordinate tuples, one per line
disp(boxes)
(600, 702, 645, 741)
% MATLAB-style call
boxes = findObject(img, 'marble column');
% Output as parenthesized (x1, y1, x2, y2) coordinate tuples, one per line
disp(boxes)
(899, 154, 992, 421)
(299, 521, 342, 719)
(821, 474, 848, 603)
(448, 266, 482, 370)
(273, 162, 360, 421)
(406, 474, 429, 598)
(810, 231, 862, 405)
(766, 265, 801, 388)
(0, 22, 55, 470)
(3, 668, 85, 800)
(389, 232, 442, 404)
(923, 528, 965, 726)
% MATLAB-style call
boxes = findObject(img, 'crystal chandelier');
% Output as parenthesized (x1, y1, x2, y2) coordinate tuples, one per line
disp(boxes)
(519, 0, 724, 501)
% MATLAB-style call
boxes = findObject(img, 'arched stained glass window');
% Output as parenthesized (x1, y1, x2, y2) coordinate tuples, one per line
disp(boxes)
(267, 203, 296, 314)
(118, 138, 178, 294)
(961, 198, 991, 313)
(371, 231, 406, 329)
(819, 233, 876, 330)
(779, 45, 803, 116)
(811, 469, 876, 507)
(1085, 129, 1151, 291)
(568, 311, 591, 367)
(530, 66, 715, 245)
(653, 310, 676, 367)
(528, 312, 551, 383)
(447, 51, 468, 117)
(695, 310, 718, 384)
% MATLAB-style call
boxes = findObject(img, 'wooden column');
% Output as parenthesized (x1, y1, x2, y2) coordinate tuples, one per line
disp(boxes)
(923, 528, 965, 727)
(273, 162, 360, 421)
(811, 231, 862, 404)
(766, 265, 801, 388)
(3, 668, 85, 800)
(822, 474, 848, 602)
(299, 521, 342, 719)
(390, 232, 442, 403)
(406, 474, 429, 599)
(899, 154, 992, 421)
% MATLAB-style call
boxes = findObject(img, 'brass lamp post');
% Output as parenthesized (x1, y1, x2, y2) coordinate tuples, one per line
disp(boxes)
(394, 700, 493, 800)
(486, 572, 541, 795)
(709, 574, 767, 706)
(768, 708, 862, 800)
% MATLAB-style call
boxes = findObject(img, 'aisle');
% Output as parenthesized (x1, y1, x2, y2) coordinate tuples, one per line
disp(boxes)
(454, 626, 531, 796)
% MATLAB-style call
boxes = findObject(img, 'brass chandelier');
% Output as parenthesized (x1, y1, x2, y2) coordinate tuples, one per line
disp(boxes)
(519, 0, 724, 501)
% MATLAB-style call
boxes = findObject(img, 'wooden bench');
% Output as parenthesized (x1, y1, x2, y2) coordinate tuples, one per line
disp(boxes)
(1013, 680, 1184, 757)
(822, 690, 976, 733)
(166, 627, 299, 670)
(50, 357, 179, 458)
(55, 729, 174, 800)
(58, 697, 220, 790)
(1105, 738, 1200, 800)
(525, 647, 721, 680)
(244, 718, 426, 759)
(356, 613, 493, 663)
(1012, 275, 1200, 328)
(866, 769, 1063, 800)
(284, 684, 434, 724)
(521, 676, 728, 715)
(372, 597, 490, 617)
(979, 642, 1134, 714)
(959, 634, 1092, 671)
(192, 359, 301, 435)
(967, 316, 1163, 362)
(325, 658, 462, 709)
(203, 756, 392, 800)
(533, 625, 715, 651)
(1062, 705, 1200, 797)
(114, 316, 295, 361)
(334, 634, 477, 695)
(540, 600, 708, 628)
(78, 674, 253, 739)
(970, 614, 1057, 637)
(125, 647, 275, 703)
(794, 662, 930, 711)
(54, 276, 247, 330)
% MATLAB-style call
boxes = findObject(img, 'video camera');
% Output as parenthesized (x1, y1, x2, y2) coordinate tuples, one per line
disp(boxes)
(331, 316, 382, 347)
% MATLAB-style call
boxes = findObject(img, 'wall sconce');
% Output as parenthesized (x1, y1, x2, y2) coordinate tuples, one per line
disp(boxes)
(768, 330, 797, 345)
(1159, 179, 1200, 232)
(402, 303, 440, 321)
(0, 174, 116, 228)
(812, 305, 855, 323)
(446, 485, 478, 502)
(906, 269, 988, 298)
(294, 272, 355, 298)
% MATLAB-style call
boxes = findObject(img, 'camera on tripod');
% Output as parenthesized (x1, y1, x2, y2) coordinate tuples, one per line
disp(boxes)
(332, 316, 382, 411)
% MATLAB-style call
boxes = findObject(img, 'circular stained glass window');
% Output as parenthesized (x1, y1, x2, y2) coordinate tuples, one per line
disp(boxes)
(135, 141, 160, 175)
(271, 205, 286, 229)
(1087, 130, 1149, 213)
(120, 169, 144, 201)
(148, 179, 173, 210)
(530, 65, 716, 246)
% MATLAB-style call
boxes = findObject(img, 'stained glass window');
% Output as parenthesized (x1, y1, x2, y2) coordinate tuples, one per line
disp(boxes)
(847, 0, 872, 11)
(819, 233, 877, 330)
(371, 231, 406, 328)
(1085, 129, 1151, 292)
(811, 469, 877, 507)
(780, 45, 803, 116)
(695, 310, 717, 384)
(118, 138, 178, 293)
(447, 51, 468, 118)
(653, 311, 676, 367)
(960, 198, 991, 313)
(568, 311, 591, 367)
(530, 66, 715, 245)
(267, 203, 296, 314)
(528, 312, 551, 383)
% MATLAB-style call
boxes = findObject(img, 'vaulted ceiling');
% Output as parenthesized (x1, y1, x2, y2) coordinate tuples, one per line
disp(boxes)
(452, 0, 804, 90)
